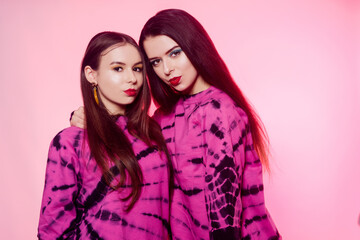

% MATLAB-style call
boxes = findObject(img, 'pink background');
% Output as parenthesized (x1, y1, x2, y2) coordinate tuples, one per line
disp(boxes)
(1, 0, 359, 239)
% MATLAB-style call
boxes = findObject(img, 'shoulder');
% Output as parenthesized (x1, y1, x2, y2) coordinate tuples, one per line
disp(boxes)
(204, 87, 249, 124)
(49, 126, 84, 152)
(46, 127, 86, 174)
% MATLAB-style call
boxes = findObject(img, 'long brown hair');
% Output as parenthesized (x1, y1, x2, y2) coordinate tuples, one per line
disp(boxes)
(81, 31, 172, 211)
(139, 9, 270, 170)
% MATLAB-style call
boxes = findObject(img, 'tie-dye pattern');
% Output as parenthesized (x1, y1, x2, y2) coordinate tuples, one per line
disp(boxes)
(154, 86, 280, 240)
(38, 116, 170, 240)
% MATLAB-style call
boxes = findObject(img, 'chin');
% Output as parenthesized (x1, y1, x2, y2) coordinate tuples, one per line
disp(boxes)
(176, 85, 193, 95)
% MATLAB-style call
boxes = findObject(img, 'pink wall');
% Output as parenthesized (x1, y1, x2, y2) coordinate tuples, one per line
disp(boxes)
(0, 0, 359, 239)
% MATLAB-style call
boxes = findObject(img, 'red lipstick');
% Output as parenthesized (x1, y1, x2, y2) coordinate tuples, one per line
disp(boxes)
(124, 89, 137, 96)
(169, 76, 181, 86)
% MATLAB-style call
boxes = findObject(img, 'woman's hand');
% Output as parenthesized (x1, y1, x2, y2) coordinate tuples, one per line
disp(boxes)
(70, 106, 86, 129)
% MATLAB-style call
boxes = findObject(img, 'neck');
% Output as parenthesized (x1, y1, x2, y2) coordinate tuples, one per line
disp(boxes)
(189, 75, 211, 95)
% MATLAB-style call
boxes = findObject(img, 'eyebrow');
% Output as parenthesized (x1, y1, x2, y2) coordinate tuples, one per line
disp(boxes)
(148, 45, 179, 61)
(110, 61, 125, 65)
(110, 61, 143, 66)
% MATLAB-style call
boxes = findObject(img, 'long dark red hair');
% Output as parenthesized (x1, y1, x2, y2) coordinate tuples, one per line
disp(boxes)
(139, 9, 270, 170)
(81, 31, 172, 211)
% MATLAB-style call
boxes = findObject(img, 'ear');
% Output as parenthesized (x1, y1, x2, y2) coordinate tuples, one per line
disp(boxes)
(84, 66, 97, 85)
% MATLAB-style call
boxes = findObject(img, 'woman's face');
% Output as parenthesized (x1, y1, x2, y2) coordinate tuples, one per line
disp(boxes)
(86, 43, 144, 115)
(143, 35, 209, 95)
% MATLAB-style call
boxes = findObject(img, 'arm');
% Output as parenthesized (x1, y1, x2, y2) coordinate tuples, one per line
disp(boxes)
(204, 101, 278, 239)
(204, 101, 244, 239)
(70, 106, 86, 129)
(38, 130, 80, 239)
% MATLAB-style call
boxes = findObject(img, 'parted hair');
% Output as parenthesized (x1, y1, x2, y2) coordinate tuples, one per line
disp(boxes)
(81, 31, 172, 211)
(139, 9, 270, 170)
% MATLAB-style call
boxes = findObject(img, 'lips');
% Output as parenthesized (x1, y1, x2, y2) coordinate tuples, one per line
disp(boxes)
(169, 76, 181, 86)
(124, 89, 137, 96)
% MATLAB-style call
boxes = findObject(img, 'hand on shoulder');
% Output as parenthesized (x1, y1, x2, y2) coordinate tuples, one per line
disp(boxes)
(70, 106, 86, 129)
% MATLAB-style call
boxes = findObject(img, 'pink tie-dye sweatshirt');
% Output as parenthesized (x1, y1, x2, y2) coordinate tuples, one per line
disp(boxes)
(154, 86, 280, 240)
(38, 116, 171, 240)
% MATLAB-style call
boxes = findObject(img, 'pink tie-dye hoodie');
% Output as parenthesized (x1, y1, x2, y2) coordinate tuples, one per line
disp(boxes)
(38, 116, 171, 240)
(154, 86, 281, 240)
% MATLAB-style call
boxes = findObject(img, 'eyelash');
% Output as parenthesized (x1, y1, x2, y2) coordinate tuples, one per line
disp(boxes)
(133, 67, 143, 72)
(114, 67, 123, 72)
(169, 49, 182, 57)
(150, 48, 182, 67)
(113, 67, 143, 72)
(150, 59, 160, 67)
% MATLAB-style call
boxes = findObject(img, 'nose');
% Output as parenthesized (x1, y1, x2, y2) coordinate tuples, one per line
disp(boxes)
(162, 58, 173, 76)
(127, 70, 137, 84)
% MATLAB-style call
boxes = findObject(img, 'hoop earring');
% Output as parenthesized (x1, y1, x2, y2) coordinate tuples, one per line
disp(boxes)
(93, 85, 99, 105)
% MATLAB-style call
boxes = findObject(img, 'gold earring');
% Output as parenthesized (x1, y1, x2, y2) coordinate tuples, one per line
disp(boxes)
(93, 85, 99, 105)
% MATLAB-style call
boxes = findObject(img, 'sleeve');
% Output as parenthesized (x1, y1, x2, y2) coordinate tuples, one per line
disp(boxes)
(204, 100, 280, 240)
(37, 130, 80, 239)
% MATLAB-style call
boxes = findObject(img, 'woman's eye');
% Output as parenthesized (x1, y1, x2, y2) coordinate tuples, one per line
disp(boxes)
(133, 67, 143, 72)
(150, 59, 160, 67)
(170, 49, 182, 57)
(114, 67, 123, 72)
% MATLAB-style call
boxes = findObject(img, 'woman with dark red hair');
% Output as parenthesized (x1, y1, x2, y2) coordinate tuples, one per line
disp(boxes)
(139, 9, 280, 240)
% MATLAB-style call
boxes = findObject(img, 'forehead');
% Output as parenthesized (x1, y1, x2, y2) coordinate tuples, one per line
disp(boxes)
(143, 35, 178, 58)
(100, 43, 142, 64)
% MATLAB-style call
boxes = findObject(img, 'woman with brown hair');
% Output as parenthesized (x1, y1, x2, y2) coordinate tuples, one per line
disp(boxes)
(38, 31, 172, 240)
